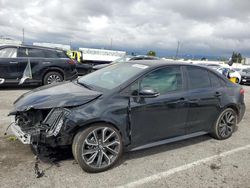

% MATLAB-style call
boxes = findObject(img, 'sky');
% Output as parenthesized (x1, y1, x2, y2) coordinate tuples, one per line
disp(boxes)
(0, 0, 250, 58)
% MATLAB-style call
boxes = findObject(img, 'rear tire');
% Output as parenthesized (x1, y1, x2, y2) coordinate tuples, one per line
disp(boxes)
(72, 124, 123, 173)
(43, 71, 63, 85)
(211, 108, 237, 140)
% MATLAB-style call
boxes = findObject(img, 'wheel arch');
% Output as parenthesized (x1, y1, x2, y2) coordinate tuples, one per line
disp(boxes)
(42, 67, 65, 81)
(72, 119, 129, 146)
(223, 104, 240, 122)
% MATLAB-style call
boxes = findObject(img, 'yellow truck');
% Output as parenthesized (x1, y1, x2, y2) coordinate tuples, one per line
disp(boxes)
(67, 50, 82, 63)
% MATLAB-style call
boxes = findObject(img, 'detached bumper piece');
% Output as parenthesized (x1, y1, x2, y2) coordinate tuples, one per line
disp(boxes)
(11, 123, 31, 144)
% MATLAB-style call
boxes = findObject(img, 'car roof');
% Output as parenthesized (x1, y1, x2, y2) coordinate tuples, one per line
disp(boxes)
(127, 60, 197, 68)
(0, 44, 65, 52)
(129, 55, 160, 60)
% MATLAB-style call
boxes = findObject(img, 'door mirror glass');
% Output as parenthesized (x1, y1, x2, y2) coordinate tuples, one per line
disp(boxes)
(139, 87, 159, 98)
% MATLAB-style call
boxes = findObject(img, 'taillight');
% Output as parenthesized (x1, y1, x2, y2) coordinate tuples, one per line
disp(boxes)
(240, 88, 245, 95)
(67, 60, 76, 65)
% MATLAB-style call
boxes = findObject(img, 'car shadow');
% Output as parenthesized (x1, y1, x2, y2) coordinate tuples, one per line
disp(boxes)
(122, 134, 212, 162)
(0, 85, 38, 90)
(37, 134, 212, 167)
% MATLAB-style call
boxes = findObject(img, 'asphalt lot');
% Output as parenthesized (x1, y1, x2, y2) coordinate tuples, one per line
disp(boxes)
(0, 85, 250, 188)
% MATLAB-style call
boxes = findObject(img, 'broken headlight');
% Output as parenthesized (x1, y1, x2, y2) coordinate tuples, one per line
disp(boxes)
(43, 108, 70, 137)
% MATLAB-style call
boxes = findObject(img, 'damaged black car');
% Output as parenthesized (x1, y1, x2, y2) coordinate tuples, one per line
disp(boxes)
(9, 60, 245, 172)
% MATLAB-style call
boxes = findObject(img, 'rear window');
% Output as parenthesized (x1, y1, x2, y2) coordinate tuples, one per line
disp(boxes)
(18, 48, 45, 57)
(187, 67, 210, 89)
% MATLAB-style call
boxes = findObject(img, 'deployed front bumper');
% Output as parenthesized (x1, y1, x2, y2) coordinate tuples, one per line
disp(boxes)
(9, 108, 75, 147)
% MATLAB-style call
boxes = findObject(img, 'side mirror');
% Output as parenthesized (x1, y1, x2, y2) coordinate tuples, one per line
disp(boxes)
(139, 87, 159, 98)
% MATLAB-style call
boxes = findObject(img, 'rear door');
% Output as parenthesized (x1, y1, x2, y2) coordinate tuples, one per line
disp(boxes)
(17, 47, 43, 73)
(185, 66, 222, 133)
(0, 47, 19, 80)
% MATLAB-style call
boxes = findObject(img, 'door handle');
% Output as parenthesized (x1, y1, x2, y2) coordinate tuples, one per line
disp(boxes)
(178, 97, 188, 103)
(188, 98, 200, 103)
(9, 61, 18, 64)
(214, 92, 222, 97)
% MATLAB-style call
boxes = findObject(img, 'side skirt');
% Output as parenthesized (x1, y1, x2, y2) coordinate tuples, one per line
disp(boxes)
(129, 131, 208, 151)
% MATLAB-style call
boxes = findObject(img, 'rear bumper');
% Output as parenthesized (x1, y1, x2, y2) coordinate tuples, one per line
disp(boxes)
(238, 103, 246, 123)
(65, 71, 78, 81)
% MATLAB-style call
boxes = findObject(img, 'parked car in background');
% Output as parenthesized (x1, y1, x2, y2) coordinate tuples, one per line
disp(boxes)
(216, 67, 241, 83)
(92, 55, 159, 71)
(10, 61, 245, 172)
(0, 45, 77, 86)
(197, 63, 222, 70)
(236, 68, 250, 84)
(92, 55, 132, 71)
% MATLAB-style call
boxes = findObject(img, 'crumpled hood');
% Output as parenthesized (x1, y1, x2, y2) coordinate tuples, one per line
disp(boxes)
(10, 81, 102, 113)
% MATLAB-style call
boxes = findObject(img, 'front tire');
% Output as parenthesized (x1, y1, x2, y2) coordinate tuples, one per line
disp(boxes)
(211, 108, 237, 140)
(72, 124, 123, 173)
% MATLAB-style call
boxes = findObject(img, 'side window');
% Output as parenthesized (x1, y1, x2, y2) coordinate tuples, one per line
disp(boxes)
(44, 50, 58, 58)
(0, 48, 17, 58)
(57, 50, 68, 58)
(28, 48, 45, 58)
(187, 67, 210, 89)
(209, 72, 222, 87)
(18, 47, 29, 57)
(43, 50, 67, 58)
(139, 66, 182, 94)
(18, 48, 45, 58)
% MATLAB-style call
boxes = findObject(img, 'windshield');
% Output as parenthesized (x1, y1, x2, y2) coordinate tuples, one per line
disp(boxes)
(242, 68, 250, 74)
(78, 63, 149, 90)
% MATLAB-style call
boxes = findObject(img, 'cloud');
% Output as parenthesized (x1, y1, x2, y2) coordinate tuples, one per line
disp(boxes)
(0, 0, 250, 57)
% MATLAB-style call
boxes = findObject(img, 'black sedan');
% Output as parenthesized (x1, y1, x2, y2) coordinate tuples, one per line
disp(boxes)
(9, 60, 245, 172)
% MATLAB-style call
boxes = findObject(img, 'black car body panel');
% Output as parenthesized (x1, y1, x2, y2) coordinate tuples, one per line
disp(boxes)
(10, 81, 102, 112)
(76, 63, 93, 76)
(0, 45, 77, 86)
(9, 60, 245, 151)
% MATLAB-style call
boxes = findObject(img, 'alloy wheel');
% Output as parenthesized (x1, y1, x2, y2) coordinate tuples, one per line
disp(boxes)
(218, 110, 236, 138)
(81, 127, 121, 168)
(47, 74, 62, 84)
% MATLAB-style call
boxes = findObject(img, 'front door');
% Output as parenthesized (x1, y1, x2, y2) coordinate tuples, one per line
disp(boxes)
(129, 66, 189, 147)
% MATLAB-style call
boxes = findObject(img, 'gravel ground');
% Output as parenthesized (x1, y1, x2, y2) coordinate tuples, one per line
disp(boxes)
(0, 85, 249, 188)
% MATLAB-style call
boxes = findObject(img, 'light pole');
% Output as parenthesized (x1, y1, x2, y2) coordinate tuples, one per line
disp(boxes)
(22, 28, 25, 44)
